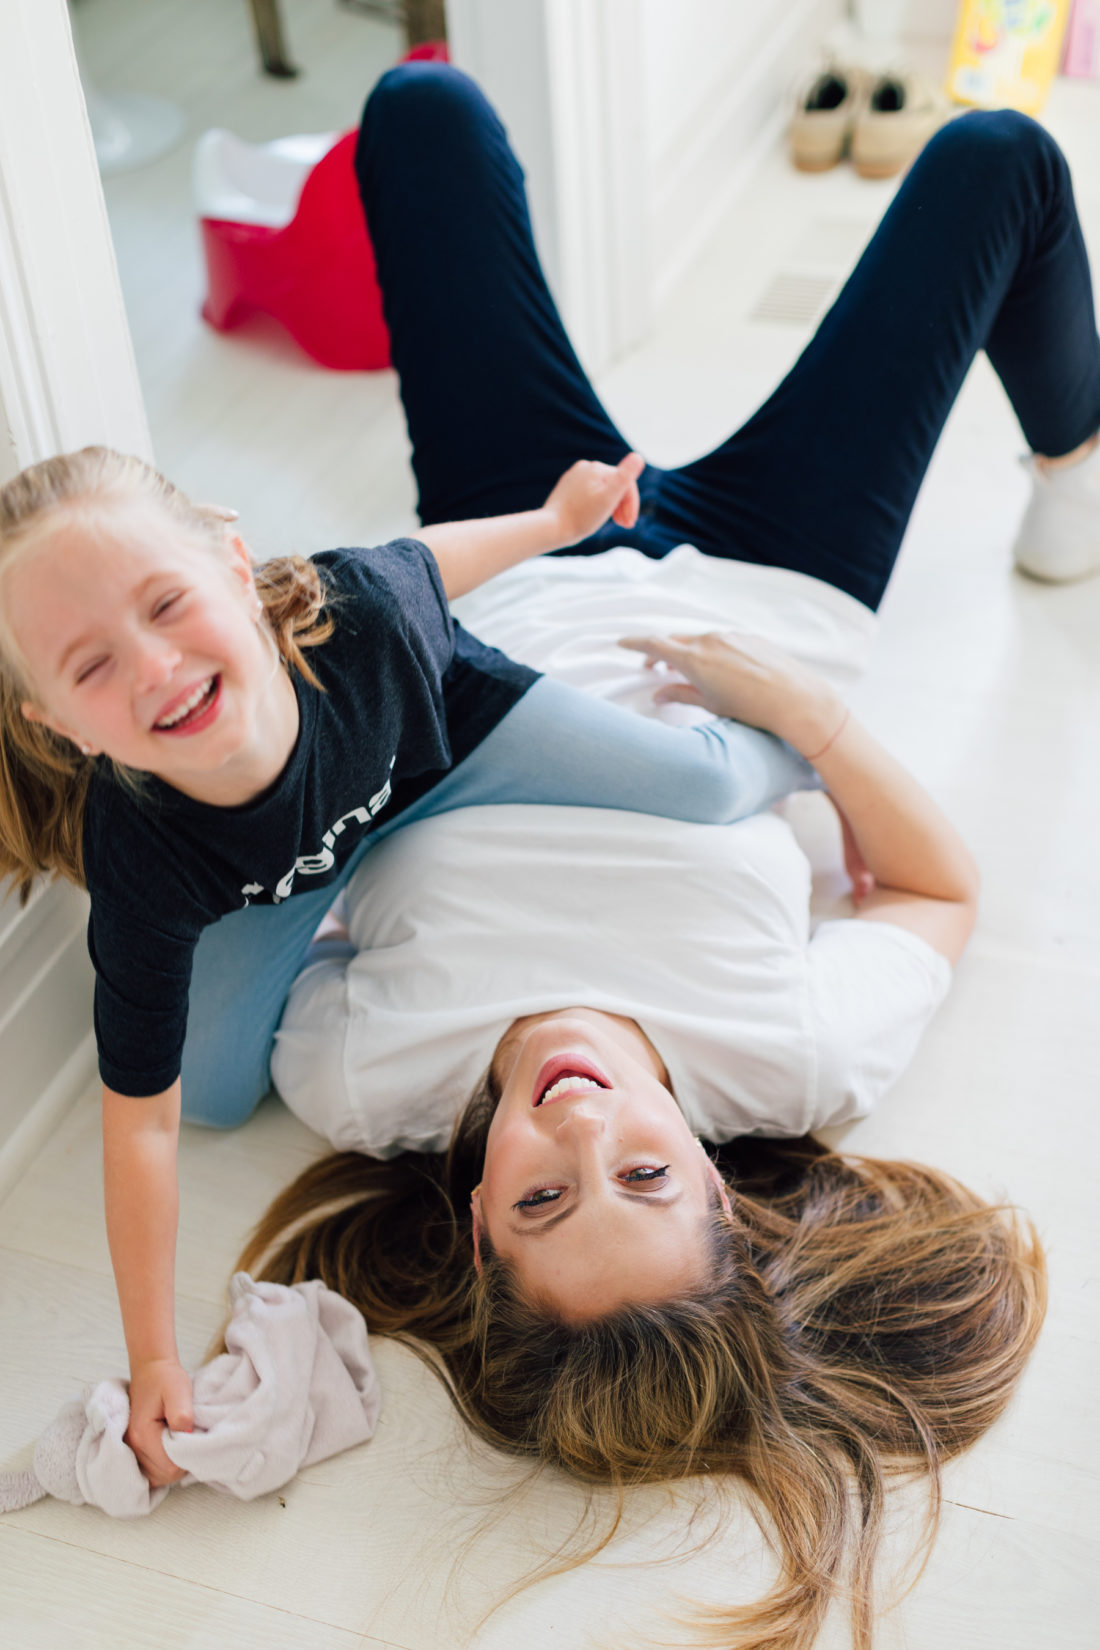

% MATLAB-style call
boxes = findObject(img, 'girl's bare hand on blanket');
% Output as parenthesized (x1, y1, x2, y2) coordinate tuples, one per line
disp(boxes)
(126, 1358, 193, 1486)
(543, 452, 644, 545)
(619, 629, 846, 760)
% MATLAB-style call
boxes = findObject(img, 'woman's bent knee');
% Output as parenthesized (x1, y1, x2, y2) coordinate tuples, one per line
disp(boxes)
(361, 61, 484, 137)
(919, 108, 1066, 192)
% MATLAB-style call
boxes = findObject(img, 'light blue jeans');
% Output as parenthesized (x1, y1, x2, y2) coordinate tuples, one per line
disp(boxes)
(179, 675, 815, 1125)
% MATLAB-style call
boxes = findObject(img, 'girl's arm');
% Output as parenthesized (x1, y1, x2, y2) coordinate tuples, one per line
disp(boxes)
(419, 452, 644, 600)
(620, 630, 978, 963)
(102, 1079, 193, 1486)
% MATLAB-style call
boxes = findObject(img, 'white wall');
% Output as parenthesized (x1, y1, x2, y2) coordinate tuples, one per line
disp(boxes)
(448, 0, 846, 371)
(639, 0, 846, 309)
(902, 0, 958, 39)
(640, 0, 776, 171)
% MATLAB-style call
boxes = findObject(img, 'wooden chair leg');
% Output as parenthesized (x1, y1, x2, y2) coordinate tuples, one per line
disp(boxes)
(403, 0, 447, 46)
(247, 0, 300, 78)
(336, 1, 448, 49)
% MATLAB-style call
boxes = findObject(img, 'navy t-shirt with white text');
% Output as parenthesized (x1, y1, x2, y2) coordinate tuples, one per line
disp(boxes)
(82, 541, 537, 1096)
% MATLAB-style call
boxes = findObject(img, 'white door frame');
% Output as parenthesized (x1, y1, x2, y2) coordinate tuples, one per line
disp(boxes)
(0, 0, 150, 483)
(0, 0, 147, 1195)
(446, 0, 650, 375)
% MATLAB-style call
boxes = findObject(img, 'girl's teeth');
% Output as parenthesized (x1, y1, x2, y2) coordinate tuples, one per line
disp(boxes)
(540, 1075, 602, 1104)
(157, 678, 213, 729)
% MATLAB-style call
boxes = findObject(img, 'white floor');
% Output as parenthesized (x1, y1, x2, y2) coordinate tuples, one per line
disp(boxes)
(2, 7, 1099, 1647)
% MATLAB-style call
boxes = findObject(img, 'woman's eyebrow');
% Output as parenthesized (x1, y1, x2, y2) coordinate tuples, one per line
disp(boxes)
(509, 1188, 683, 1238)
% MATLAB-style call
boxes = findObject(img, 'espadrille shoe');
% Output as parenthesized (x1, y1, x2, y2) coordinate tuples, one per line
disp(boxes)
(790, 67, 868, 173)
(850, 72, 943, 179)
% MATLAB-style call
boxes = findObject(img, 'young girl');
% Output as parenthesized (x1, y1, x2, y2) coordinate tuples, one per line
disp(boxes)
(0, 451, 816, 1487)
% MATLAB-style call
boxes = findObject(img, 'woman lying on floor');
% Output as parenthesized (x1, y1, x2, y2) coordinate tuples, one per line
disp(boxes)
(235, 62, 1097, 1649)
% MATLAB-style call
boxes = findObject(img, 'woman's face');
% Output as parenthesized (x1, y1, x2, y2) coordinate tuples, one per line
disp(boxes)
(4, 499, 276, 797)
(477, 1009, 731, 1322)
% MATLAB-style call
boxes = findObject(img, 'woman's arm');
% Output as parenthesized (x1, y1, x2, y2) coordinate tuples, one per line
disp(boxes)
(420, 452, 644, 600)
(806, 718, 978, 961)
(102, 1079, 192, 1486)
(620, 630, 978, 962)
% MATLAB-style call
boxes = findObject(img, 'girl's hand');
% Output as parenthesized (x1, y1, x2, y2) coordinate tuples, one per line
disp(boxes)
(543, 452, 644, 547)
(125, 1357, 194, 1486)
(619, 629, 845, 759)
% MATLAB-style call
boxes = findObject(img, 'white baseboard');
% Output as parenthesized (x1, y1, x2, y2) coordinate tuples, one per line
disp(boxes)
(0, 1031, 96, 1207)
(0, 877, 95, 1202)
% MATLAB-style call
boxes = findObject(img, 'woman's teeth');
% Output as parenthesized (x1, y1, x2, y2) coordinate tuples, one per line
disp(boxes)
(538, 1075, 603, 1105)
(156, 678, 215, 730)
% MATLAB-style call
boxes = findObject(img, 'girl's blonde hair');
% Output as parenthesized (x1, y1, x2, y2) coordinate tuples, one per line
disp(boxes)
(236, 1081, 1046, 1650)
(0, 446, 333, 903)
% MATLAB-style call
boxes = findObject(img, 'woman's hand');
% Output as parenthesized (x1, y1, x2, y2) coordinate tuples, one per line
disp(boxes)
(837, 804, 876, 904)
(125, 1357, 193, 1486)
(543, 452, 644, 547)
(619, 629, 846, 758)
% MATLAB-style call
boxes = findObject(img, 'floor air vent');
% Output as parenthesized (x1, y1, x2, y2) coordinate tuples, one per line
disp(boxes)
(748, 272, 838, 326)
(748, 217, 869, 328)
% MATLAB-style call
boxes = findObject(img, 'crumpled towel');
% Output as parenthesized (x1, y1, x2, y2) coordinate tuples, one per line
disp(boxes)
(0, 1272, 380, 1518)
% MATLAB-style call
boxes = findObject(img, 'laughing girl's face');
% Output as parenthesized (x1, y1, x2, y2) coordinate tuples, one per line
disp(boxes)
(475, 1008, 731, 1323)
(6, 499, 292, 804)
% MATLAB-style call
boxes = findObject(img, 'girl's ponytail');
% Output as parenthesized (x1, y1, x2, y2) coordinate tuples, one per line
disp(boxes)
(0, 677, 93, 900)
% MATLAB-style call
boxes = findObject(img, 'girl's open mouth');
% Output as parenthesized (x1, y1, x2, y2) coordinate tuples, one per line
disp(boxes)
(154, 675, 222, 736)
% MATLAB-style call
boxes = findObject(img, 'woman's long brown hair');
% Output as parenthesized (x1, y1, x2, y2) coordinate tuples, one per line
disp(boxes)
(236, 1088, 1046, 1650)
(0, 446, 334, 902)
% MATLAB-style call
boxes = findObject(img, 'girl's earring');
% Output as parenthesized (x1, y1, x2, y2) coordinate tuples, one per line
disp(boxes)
(253, 597, 263, 621)
(78, 742, 92, 757)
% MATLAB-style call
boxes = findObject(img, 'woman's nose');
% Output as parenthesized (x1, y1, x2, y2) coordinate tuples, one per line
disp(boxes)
(556, 1101, 607, 1137)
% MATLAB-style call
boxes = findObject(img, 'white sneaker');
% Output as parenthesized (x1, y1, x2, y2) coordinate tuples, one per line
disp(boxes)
(1012, 438, 1100, 583)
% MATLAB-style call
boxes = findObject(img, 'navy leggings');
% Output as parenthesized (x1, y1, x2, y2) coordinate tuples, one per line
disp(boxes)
(356, 64, 1100, 611)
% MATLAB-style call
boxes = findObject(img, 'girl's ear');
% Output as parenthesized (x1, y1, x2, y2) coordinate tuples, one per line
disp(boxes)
(20, 700, 99, 756)
(225, 532, 256, 598)
(470, 1185, 485, 1274)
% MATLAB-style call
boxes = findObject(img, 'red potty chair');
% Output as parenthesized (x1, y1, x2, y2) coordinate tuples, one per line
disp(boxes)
(194, 45, 446, 370)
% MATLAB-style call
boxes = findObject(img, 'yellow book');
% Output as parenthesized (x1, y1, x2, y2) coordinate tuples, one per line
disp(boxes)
(946, 0, 1072, 114)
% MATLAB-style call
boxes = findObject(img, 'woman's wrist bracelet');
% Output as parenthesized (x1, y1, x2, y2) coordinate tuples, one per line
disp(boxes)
(804, 707, 851, 765)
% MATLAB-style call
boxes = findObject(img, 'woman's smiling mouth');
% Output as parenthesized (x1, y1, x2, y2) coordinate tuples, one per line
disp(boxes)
(532, 1054, 611, 1107)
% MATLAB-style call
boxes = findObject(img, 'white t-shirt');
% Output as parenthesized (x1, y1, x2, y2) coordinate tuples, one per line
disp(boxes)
(449, 543, 878, 713)
(272, 548, 950, 1155)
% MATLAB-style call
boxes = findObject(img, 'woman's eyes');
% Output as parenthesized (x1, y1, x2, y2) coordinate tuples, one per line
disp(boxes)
(75, 658, 108, 684)
(153, 592, 182, 619)
(513, 1187, 563, 1210)
(513, 1165, 671, 1211)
